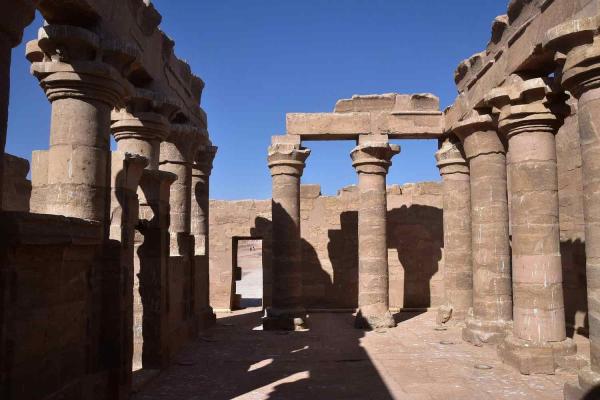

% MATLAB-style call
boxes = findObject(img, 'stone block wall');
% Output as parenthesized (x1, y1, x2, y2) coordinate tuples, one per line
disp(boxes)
(2, 154, 31, 212)
(0, 213, 107, 399)
(209, 182, 444, 311)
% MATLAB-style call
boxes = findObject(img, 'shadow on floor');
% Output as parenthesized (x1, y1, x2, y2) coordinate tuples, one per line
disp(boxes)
(133, 310, 395, 400)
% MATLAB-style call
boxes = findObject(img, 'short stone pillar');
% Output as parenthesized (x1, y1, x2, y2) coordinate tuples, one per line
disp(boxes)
(107, 152, 147, 392)
(159, 124, 207, 256)
(436, 137, 473, 324)
(135, 169, 177, 369)
(0, 1, 37, 210)
(264, 139, 310, 330)
(487, 74, 576, 374)
(454, 114, 512, 345)
(27, 25, 130, 222)
(546, 18, 600, 395)
(191, 143, 217, 328)
(351, 141, 400, 330)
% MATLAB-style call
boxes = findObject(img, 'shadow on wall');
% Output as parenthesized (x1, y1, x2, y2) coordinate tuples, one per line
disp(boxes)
(298, 204, 443, 310)
(388, 205, 443, 310)
(561, 239, 588, 338)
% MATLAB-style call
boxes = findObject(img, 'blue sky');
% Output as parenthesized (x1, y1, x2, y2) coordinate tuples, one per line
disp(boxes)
(8, 1, 507, 200)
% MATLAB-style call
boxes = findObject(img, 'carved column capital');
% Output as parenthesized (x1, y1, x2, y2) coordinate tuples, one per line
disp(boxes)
(485, 75, 568, 138)
(350, 142, 400, 175)
(193, 144, 218, 178)
(27, 25, 134, 106)
(160, 124, 208, 166)
(545, 15, 600, 98)
(267, 143, 311, 177)
(436, 137, 468, 176)
(452, 113, 503, 160)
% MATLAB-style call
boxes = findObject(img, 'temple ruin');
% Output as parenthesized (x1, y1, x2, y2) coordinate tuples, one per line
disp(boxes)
(3, 0, 600, 399)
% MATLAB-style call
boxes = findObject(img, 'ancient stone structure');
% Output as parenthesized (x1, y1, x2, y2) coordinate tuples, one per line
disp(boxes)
(0, 1, 214, 399)
(4, 0, 600, 399)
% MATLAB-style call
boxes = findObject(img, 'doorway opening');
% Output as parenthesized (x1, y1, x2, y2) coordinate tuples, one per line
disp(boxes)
(233, 238, 263, 309)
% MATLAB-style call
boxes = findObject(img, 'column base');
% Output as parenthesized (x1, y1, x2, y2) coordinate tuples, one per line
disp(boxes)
(564, 368, 600, 399)
(198, 306, 216, 330)
(462, 316, 510, 345)
(355, 309, 396, 330)
(262, 307, 308, 331)
(498, 333, 578, 375)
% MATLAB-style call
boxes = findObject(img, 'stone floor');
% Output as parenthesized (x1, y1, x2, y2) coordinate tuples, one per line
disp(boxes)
(133, 308, 587, 400)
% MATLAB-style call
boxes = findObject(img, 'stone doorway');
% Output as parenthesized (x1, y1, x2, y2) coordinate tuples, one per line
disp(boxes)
(233, 238, 264, 309)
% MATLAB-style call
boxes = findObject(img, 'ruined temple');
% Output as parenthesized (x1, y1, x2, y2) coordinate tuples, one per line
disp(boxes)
(3, 0, 600, 399)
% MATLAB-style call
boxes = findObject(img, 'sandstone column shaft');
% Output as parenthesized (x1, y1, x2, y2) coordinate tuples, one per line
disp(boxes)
(351, 142, 400, 330)
(455, 115, 512, 344)
(436, 138, 472, 323)
(546, 23, 600, 387)
(265, 142, 310, 330)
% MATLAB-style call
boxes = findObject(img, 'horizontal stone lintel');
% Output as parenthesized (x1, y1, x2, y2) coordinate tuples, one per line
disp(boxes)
(286, 112, 444, 140)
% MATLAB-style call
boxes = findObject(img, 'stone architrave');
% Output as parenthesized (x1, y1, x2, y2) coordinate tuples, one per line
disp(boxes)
(264, 139, 310, 331)
(436, 137, 473, 325)
(487, 74, 576, 374)
(0, 0, 37, 210)
(26, 25, 131, 224)
(453, 113, 512, 345)
(351, 140, 400, 330)
(546, 15, 600, 396)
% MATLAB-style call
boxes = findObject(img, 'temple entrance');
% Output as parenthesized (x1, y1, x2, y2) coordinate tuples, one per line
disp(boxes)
(233, 238, 264, 309)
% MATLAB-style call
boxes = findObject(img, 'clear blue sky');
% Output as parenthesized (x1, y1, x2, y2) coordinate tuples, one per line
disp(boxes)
(7, 1, 507, 200)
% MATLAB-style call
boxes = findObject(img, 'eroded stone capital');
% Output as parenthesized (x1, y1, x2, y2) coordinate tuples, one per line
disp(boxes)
(545, 15, 600, 98)
(111, 109, 170, 143)
(452, 113, 503, 159)
(193, 144, 218, 178)
(350, 142, 400, 175)
(486, 75, 568, 138)
(436, 137, 468, 176)
(160, 124, 208, 165)
(268, 143, 311, 177)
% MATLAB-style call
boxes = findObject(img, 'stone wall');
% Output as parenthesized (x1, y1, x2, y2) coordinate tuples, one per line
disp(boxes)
(209, 182, 444, 312)
(2, 154, 31, 212)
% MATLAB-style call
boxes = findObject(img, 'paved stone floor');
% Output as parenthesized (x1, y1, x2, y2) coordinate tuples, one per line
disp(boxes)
(134, 308, 587, 400)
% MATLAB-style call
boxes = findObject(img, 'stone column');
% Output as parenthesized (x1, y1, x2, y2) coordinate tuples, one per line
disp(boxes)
(546, 17, 600, 394)
(191, 143, 217, 328)
(27, 25, 129, 223)
(0, 1, 37, 210)
(436, 137, 473, 325)
(351, 141, 400, 330)
(454, 114, 512, 345)
(487, 75, 576, 374)
(191, 143, 217, 255)
(263, 139, 310, 331)
(159, 124, 206, 256)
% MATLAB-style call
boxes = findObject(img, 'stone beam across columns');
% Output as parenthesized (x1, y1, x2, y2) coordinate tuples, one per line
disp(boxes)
(545, 15, 600, 397)
(453, 113, 512, 346)
(487, 74, 576, 375)
(26, 24, 133, 224)
(286, 93, 444, 140)
(436, 136, 473, 325)
(264, 136, 310, 331)
(351, 138, 400, 330)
